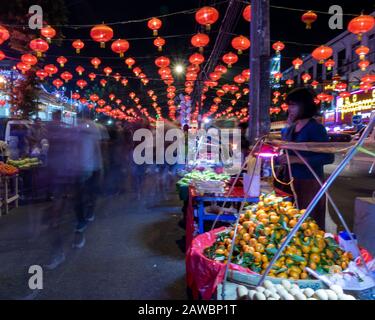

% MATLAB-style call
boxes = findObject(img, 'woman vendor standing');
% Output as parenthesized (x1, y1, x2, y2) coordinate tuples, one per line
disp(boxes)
(278, 88, 334, 229)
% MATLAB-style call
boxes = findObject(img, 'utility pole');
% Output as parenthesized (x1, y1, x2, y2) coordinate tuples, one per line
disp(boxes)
(249, 0, 271, 143)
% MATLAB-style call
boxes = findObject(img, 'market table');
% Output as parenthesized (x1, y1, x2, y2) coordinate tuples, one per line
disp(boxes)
(186, 185, 259, 250)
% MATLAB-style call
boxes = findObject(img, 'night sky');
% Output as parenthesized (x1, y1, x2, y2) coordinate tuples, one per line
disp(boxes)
(2, 0, 375, 116)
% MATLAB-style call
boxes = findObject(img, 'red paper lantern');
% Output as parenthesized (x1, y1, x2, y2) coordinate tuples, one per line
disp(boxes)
(302, 10, 317, 29)
(57, 56, 67, 67)
(53, 78, 63, 89)
(98, 99, 106, 107)
(91, 57, 101, 69)
(61, 71, 73, 83)
(242, 69, 250, 79)
(125, 57, 136, 69)
(312, 45, 333, 63)
(72, 93, 81, 100)
(339, 91, 351, 99)
(274, 72, 283, 82)
(195, 6, 219, 30)
(281, 103, 289, 112)
(111, 39, 129, 57)
(44, 64, 58, 77)
(231, 35, 250, 54)
(302, 73, 312, 83)
(272, 41, 285, 54)
(155, 56, 170, 68)
(109, 93, 116, 101)
(17, 62, 31, 74)
(21, 54, 38, 66)
(348, 14, 375, 40)
(154, 37, 165, 52)
(76, 79, 87, 90)
(36, 69, 48, 80)
(121, 78, 128, 86)
(75, 65, 85, 76)
(216, 89, 225, 97)
(0, 50, 5, 61)
(222, 52, 238, 68)
(90, 94, 99, 102)
(103, 67, 113, 76)
(191, 33, 210, 52)
(234, 74, 246, 84)
(30, 38, 49, 57)
(100, 79, 107, 87)
(72, 39, 85, 54)
(0, 26, 10, 45)
(243, 5, 251, 22)
(209, 72, 221, 81)
(89, 73, 96, 81)
(325, 59, 335, 71)
(361, 74, 375, 83)
(292, 57, 303, 70)
(311, 80, 319, 89)
(355, 45, 370, 60)
(189, 53, 205, 65)
(215, 65, 227, 74)
(90, 24, 114, 48)
(358, 60, 370, 71)
(41, 25, 56, 43)
(148, 18, 162, 36)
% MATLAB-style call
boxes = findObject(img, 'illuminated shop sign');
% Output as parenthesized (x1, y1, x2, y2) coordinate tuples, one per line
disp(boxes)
(337, 88, 375, 115)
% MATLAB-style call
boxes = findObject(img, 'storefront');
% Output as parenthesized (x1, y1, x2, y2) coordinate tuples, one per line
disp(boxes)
(329, 87, 375, 129)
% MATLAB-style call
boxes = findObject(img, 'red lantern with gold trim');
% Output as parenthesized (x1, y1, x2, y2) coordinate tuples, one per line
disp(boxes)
(41, 25, 56, 43)
(195, 6, 219, 31)
(91, 57, 101, 69)
(21, 54, 38, 66)
(155, 56, 170, 68)
(231, 35, 250, 54)
(76, 79, 87, 90)
(57, 56, 67, 68)
(154, 37, 165, 52)
(191, 33, 210, 52)
(355, 45, 370, 60)
(348, 14, 375, 40)
(111, 39, 129, 57)
(222, 52, 238, 68)
(312, 45, 333, 64)
(90, 24, 114, 48)
(243, 5, 251, 22)
(36, 69, 48, 80)
(53, 78, 63, 89)
(61, 71, 73, 83)
(75, 65, 85, 76)
(30, 38, 49, 57)
(104, 67, 113, 76)
(72, 39, 85, 54)
(302, 10, 317, 29)
(44, 64, 58, 77)
(0, 26, 10, 45)
(17, 62, 31, 74)
(272, 41, 285, 54)
(148, 18, 162, 36)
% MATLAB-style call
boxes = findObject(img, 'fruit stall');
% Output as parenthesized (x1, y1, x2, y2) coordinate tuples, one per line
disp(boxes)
(0, 162, 19, 216)
(184, 115, 375, 301)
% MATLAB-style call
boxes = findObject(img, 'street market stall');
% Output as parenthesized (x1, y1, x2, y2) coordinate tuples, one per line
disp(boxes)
(185, 114, 375, 301)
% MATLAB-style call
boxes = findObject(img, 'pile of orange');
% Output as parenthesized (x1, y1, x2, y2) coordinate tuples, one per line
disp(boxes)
(0, 162, 19, 176)
(204, 193, 353, 280)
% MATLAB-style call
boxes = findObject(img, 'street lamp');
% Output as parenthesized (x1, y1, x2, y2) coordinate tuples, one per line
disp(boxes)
(174, 64, 185, 75)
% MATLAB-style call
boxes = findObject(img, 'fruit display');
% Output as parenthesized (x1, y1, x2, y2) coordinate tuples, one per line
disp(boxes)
(204, 193, 353, 280)
(236, 280, 356, 300)
(0, 162, 19, 176)
(177, 170, 230, 188)
(8, 158, 40, 170)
